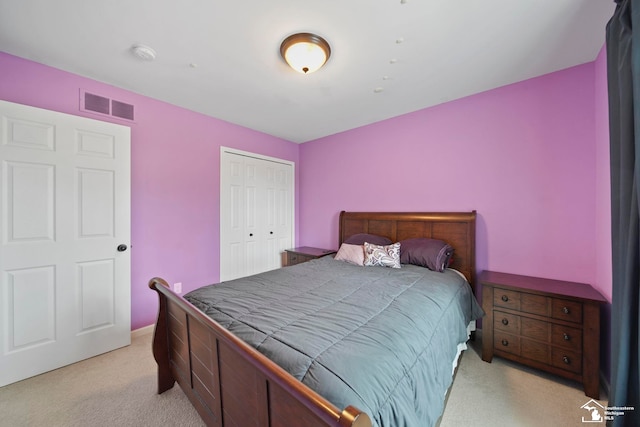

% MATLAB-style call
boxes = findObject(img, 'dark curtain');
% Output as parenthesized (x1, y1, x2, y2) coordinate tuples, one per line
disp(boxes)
(607, 0, 640, 425)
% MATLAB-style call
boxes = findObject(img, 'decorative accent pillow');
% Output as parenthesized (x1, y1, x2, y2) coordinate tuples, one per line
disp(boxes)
(363, 242, 401, 268)
(334, 243, 365, 266)
(399, 238, 454, 272)
(344, 233, 392, 246)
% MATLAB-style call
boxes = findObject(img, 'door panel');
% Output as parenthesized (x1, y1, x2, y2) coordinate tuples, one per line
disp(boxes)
(6, 266, 56, 351)
(78, 168, 114, 237)
(77, 259, 115, 332)
(4, 116, 55, 151)
(6, 161, 55, 242)
(0, 100, 131, 386)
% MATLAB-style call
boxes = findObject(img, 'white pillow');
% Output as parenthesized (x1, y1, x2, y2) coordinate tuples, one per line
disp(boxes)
(334, 243, 365, 266)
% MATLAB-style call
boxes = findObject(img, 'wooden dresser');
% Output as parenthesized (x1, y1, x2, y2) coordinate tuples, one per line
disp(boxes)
(285, 246, 336, 266)
(479, 270, 607, 399)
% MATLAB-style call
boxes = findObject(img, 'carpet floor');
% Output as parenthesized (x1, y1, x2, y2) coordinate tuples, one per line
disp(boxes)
(0, 329, 607, 427)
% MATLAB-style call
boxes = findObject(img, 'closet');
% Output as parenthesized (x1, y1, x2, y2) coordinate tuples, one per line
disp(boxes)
(220, 148, 294, 281)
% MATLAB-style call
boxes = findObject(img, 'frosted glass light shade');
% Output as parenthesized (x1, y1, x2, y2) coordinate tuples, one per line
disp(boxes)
(280, 33, 331, 74)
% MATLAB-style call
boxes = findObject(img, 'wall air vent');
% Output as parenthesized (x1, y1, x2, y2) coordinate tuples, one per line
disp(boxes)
(83, 92, 110, 115)
(111, 100, 134, 121)
(80, 90, 135, 122)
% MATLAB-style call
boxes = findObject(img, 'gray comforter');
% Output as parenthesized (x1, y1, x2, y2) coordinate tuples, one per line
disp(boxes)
(185, 255, 483, 427)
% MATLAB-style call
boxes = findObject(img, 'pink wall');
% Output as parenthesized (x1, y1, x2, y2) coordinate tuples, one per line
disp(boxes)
(0, 52, 300, 330)
(594, 45, 612, 301)
(594, 45, 612, 381)
(1, 50, 610, 335)
(299, 63, 598, 286)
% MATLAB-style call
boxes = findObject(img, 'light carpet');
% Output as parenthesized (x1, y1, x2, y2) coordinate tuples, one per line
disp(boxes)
(0, 330, 607, 427)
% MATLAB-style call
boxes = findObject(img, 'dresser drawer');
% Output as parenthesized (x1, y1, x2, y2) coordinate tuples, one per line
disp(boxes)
(494, 331, 520, 356)
(287, 252, 315, 266)
(521, 293, 549, 316)
(551, 324, 582, 351)
(551, 299, 582, 323)
(520, 316, 549, 342)
(494, 289, 521, 310)
(494, 288, 551, 318)
(521, 338, 549, 364)
(497, 314, 582, 350)
(552, 347, 582, 374)
(494, 311, 520, 334)
(287, 253, 301, 265)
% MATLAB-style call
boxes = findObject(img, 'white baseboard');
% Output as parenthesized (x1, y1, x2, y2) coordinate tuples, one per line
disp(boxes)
(131, 324, 154, 338)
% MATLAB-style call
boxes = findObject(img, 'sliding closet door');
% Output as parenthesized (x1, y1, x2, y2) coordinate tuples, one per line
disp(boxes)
(220, 148, 293, 281)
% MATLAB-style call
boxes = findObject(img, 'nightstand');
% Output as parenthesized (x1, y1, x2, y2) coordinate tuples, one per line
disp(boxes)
(479, 270, 607, 399)
(285, 247, 336, 266)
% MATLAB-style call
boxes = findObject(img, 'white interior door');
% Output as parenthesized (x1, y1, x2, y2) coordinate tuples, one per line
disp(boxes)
(220, 148, 293, 281)
(0, 100, 131, 386)
(263, 158, 293, 271)
(244, 155, 264, 276)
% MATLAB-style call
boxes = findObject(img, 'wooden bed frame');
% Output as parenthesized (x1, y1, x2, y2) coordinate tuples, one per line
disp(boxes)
(149, 211, 476, 426)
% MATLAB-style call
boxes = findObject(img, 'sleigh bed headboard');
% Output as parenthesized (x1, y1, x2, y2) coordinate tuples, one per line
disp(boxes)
(338, 211, 477, 290)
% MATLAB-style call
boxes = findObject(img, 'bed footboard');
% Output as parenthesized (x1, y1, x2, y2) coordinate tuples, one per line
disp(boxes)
(149, 277, 372, 427)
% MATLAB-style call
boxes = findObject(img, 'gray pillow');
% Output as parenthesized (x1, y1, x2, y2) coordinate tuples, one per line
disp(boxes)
(399, 238, 454, 272)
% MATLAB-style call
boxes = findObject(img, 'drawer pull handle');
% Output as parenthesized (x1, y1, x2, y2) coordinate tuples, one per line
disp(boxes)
(562, 356, 571, 364)
(563, 333, 570, 341)
(501, 339, 509, 347)
(562, 306, 570, 314)
(501, 295, 509, 302)
(502, 318, 509, 325)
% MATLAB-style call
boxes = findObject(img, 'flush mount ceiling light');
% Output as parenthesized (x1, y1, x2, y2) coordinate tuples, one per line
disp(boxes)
(130, 43, 157, 61)
(280, 33, 331, 74)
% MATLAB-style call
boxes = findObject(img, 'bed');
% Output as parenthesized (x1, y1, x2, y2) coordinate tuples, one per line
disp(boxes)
(149, 211, 481, 427)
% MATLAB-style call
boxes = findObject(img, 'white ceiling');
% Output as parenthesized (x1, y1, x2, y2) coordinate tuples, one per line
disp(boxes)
(0, 0, 615, 143)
